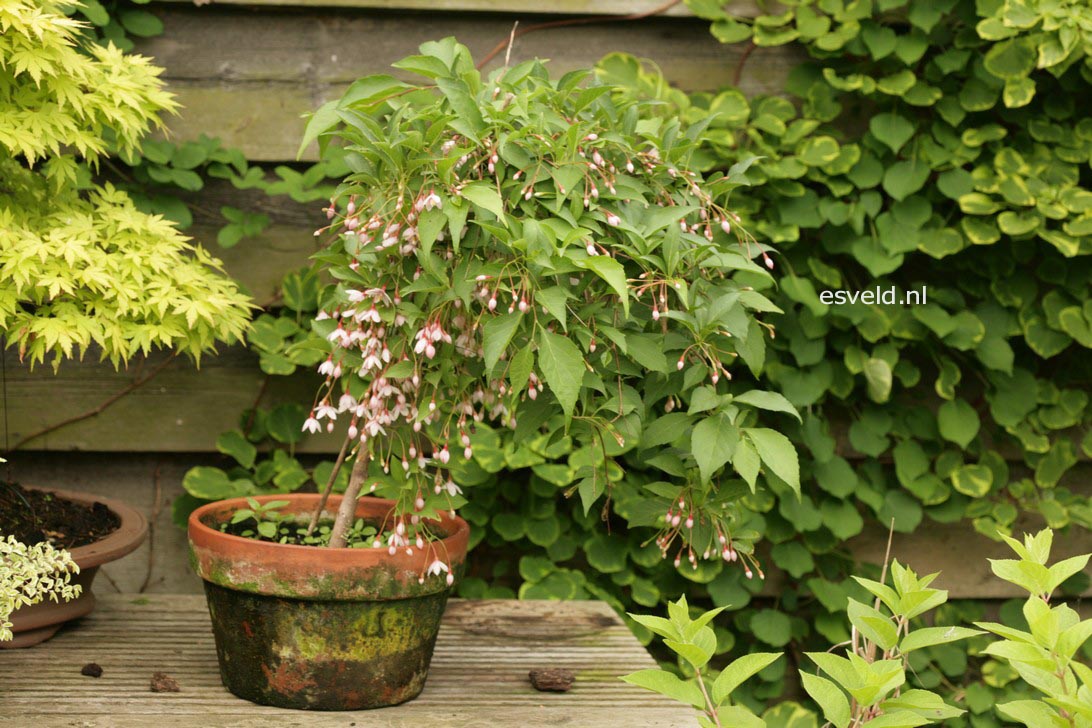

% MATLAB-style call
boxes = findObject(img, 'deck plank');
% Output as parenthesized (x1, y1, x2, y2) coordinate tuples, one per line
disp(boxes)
(0, 594, 696, 727)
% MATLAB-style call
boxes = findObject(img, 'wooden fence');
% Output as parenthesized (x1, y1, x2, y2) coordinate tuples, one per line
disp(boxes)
(3, 1, 1089, 598)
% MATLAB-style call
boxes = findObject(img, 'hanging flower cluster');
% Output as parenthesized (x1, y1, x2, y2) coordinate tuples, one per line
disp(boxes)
(295, 38, 799, 581)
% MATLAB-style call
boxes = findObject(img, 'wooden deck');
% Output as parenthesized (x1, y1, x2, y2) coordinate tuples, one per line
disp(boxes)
(0, 594, 696, 727)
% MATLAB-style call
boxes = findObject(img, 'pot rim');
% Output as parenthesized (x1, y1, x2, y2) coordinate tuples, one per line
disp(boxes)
(188, 493, 469, 556)
(19, 486, 147, 569)
(188, 493, 470, 600)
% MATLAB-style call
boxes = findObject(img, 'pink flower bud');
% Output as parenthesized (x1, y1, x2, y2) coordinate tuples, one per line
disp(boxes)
(720, 219, 732, 234)
(464, 446, 473, 460)
(677, 357, 685, 371)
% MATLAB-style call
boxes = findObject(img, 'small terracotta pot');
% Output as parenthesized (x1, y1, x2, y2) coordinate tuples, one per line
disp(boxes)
(188, 494, 470, 710)
(4, 487, 147, 649)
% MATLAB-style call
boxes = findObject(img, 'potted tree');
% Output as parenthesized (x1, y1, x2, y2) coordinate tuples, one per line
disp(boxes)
(1, 0, 251, 645)
(188, 37, 799, 710)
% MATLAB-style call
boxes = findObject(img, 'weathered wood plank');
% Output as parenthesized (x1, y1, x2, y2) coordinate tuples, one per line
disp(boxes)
(0, 347, 341, 454)
(135, 6, 800, 161)
(0, 594, 696, 727)
(8, 453, 1091, 599)
(156, 0, 710, 16)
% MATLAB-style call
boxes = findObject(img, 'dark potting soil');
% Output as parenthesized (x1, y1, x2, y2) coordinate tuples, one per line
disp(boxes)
(0, 482, 119, 549)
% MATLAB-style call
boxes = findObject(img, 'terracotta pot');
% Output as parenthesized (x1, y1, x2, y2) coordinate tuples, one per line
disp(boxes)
(4, 487, 147, 649)
(188, 494, 470, 710)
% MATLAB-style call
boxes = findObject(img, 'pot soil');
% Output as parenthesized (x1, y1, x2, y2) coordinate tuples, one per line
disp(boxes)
(188, 494, 470, 711)
(2, 484, 147, 648)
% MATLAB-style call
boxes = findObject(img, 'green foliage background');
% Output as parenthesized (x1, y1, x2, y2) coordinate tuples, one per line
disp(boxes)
(80, 0, 1091, 722)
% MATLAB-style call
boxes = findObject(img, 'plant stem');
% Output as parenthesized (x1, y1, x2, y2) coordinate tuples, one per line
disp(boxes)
(475, 0, 683, 70)
(327, 452, 368, 548)
(307, 435, 352, 536)
(694, 667, 722, 728)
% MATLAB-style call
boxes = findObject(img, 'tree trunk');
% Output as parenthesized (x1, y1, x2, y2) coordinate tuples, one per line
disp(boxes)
(327, 453, 368, 549)
(307, 435, 352, 536)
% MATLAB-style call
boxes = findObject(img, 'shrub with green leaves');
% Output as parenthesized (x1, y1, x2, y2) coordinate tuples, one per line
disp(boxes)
(976, 529, 1092, 726)
(254, 36, 807, 562)
(173, 1, 1092, 718)
(578, 0, 1092, 709)
(628, 529, 1089, 727)
(0, 0, 251, 366)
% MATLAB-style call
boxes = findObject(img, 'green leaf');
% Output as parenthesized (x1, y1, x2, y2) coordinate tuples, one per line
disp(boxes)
(899, 626, 984, 653)
(733, 438, 761, 492)
(482, 312, 521, 375)
(508, 346, 534, 395)
(882, 161, 930, 201)
(983, 38, 1035, 80)
(745, 428, 800, 493)
(951, 463, 993, 497)
(537, 329, 585, 421)
(751, 609, 793, 647)
(535, 287, 569, 331)
(461, 182, 506, 220)
(869, 113, 915, 154)
(621, 669, 704, 709)
(772, 541, 814, 578)
(863, 358, 893, 403)
(996, 700, 1065, 727)
(216, 430, 257, 469)
(118, 9, 164, 37)
(847, 598, 899, 650)
(937, 399, 980, 448)
(182, 467, 253, 501)
(298, 101, 341, 158)
(732, 390, 801, 421)
(800, 672, 850, 728)
(575, 256, 629, 317)
(692, 414, 739, 483)
(712, 652, 782, 703)
(797, 136, 841, 166)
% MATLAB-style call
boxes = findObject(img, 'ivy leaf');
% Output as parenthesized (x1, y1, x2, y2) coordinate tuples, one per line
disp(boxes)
(937, 399, 980, 448)
(691, 413, 739, 483)
(751, 609, 793, 647)
(882, 161, 930, 201)
(869, 112, 915, 154)
(863, 358, 893, 403)
(745, 428, 800, 494)
(537, 329, 585, 422)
